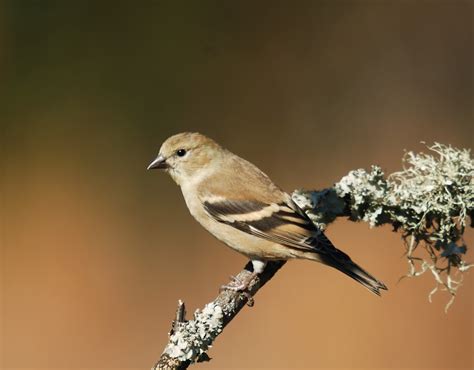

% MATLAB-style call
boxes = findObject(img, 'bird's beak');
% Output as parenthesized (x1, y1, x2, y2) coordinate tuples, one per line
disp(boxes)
(147, 155, 168, 170)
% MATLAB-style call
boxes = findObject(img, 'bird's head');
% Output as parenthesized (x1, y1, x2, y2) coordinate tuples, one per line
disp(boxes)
(148, 132, 223, 185)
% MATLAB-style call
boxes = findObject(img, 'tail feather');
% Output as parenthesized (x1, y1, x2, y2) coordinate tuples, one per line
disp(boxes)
(324, 256, 388, 296)
(307, 233, 388, 295)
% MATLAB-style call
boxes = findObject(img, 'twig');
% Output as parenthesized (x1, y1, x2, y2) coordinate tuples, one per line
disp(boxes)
(153, 260, 286, 370)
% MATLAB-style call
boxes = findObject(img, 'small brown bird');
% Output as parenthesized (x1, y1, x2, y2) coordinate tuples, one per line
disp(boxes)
(148, 132, 387, 295)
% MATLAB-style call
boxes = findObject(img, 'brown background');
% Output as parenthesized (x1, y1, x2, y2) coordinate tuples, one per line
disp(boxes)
(1, 1, 473, 369)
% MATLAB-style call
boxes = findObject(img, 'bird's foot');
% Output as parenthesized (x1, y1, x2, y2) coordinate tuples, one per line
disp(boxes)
(220, 273, 257, 307)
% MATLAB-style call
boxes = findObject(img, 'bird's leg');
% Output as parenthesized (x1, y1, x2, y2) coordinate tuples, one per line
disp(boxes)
(220, 260, 267, 306)
(220, 272, 257, 306)
(221, 260, 266, 291)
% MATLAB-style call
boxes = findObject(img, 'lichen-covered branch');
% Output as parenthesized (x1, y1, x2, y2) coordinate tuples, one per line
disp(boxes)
(294, 142, 473, 311)
(153, 261, 286, 370)
(153, 143, 472, 369)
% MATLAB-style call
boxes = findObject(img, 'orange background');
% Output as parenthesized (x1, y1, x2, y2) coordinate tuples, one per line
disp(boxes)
(1, 1, 473, 369)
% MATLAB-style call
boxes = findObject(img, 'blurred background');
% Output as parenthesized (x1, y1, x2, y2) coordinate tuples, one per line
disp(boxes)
(1, 1, 472, 369)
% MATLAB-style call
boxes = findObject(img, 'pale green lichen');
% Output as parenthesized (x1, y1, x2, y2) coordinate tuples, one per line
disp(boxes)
(292, 188, 346, 230)
(293, 143, 473, 311)
(163, 302, 223, 362)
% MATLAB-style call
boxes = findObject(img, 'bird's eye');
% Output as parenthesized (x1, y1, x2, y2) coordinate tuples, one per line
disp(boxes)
(176, 149, 187, 157)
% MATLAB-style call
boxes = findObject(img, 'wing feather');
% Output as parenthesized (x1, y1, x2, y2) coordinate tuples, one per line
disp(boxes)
(203, 198, 325, 253)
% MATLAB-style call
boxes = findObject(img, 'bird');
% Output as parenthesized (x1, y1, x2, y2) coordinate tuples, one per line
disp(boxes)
(148, 132, 387, 296)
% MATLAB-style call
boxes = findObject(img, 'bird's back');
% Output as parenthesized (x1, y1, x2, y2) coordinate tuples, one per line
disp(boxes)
(197, 151, 289, 204)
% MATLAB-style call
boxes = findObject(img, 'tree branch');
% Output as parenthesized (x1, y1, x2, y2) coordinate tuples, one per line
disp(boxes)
(153, 260, 286, 370)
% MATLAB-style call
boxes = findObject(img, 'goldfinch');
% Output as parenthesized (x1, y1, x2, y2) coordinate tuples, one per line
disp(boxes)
(148, 132, 387, 295)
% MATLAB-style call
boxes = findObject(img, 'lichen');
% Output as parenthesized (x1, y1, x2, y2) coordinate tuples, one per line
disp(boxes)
(292, 188, 346, 230)
(293, 143, 473, 311)
(163, 302, 223, 362)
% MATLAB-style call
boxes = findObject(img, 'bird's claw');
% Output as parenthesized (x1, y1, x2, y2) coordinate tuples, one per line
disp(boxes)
(220, 275, 255, 306)
(220, 275, 246, 291)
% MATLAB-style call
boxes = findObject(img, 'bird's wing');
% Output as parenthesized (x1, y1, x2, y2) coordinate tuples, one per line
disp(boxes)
(203, 197, 331, 254)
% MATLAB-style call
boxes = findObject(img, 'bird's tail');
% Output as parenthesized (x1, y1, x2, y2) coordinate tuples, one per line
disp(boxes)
(323, 255, 388, 296)
(306, 235, 388, 296)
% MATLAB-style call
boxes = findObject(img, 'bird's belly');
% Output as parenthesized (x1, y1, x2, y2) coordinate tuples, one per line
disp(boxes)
(204, 220, 295, 260)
